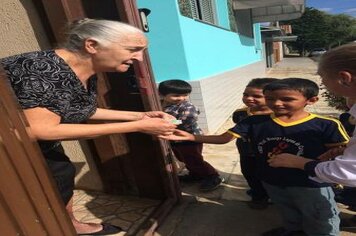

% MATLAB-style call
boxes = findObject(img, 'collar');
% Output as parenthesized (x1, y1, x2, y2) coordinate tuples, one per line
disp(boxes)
(271, 113, 316, 127)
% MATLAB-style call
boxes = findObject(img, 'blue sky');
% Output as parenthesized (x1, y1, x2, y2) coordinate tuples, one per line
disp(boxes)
(307, 0, 356, 17)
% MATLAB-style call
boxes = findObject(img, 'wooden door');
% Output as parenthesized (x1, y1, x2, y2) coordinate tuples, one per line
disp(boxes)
(0, 68, 76, 236)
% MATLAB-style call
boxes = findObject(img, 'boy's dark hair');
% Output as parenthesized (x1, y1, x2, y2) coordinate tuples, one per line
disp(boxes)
(246, 78, 279, 89)
(263, 78, 319, 99)
(158, 79, 192, 96)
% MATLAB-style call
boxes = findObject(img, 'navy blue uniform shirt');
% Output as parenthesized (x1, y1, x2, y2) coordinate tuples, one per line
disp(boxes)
(228, 114, 349, 187)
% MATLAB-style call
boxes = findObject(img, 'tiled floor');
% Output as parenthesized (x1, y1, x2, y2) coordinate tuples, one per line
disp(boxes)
(72, 190, 160, 235)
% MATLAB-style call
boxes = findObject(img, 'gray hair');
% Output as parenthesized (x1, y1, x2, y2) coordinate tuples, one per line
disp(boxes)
(62, 18, 145, 52)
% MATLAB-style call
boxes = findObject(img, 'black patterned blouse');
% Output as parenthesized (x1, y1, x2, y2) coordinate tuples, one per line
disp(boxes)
(1, 50, 97, 152)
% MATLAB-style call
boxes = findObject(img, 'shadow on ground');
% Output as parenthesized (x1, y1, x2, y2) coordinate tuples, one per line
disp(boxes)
(158, 195, 282, 236)
(157, 171, 283, 236)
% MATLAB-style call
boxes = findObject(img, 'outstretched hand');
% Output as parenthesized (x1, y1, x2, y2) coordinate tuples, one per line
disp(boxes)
(268, 153, 312, 170)
(159, 129, 195, 141)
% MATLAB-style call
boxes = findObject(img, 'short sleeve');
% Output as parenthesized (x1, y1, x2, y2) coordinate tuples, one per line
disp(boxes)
(12, 75, 53, 109)
(322, 118, 349, 147)
(229, 117, 251, 138)
(3, 58, 71, 116)
(2, 51, 97, 124)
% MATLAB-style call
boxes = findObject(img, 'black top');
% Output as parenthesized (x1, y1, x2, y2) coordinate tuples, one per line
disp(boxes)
(228, 114, 349, 187)
(1, 50, 97, 152)
(232, 108, 254, 157)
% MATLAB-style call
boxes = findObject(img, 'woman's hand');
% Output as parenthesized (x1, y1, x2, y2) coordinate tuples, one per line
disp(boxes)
(159, 129, 195, 141)
(142, 111, 175, 121)
(268, 153, 312, 169)
(136, 118, 177, 136)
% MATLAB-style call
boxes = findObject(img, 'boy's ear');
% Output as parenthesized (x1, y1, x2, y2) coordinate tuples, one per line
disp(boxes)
(307, 96, 319, 105)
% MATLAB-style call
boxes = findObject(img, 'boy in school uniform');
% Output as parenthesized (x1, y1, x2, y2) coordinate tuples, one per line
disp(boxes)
(232, 78, 277, 209)
(158, 79, 224, 192)
(166, 78, 349, 236)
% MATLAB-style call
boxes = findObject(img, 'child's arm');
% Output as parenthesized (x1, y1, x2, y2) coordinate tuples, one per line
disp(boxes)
(161, 129, 235, 144)
(317, 146, 346, 161)
(268, 153, 313, 169)
(195, 132, 235, 144)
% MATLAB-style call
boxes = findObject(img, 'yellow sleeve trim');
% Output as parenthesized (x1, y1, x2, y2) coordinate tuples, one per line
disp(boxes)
(314, 114, 350, 142)
(227, 130, 241, 139)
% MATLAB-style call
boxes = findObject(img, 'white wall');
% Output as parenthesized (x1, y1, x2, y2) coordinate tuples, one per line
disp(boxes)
(190, 61, 266, 133)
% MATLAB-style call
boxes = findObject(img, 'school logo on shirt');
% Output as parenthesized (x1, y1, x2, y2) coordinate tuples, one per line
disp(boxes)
(257, 137, 304, 159)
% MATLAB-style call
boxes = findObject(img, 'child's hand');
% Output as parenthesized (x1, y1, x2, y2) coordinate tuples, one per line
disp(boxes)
(268, 153, 312, 169)
(159, 129, 195, 141)
(317, 146, 345, 161)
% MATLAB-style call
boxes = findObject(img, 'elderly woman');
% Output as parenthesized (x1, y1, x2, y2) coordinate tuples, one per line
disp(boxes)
(1, 19, 176, 235)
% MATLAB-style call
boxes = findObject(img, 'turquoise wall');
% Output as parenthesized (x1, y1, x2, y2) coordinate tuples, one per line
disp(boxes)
(253, 23, 263, 52)
(137, 0, 263, 82)
(137, 1, 189, 81)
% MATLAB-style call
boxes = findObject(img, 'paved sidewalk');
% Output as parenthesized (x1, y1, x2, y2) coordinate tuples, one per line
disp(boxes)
(157, 57, 356, 236)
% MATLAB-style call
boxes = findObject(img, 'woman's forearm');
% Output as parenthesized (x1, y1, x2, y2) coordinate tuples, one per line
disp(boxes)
(30, 121, 144, 140)
(24, 107, 175, 141)
(90, 108, 144, 121)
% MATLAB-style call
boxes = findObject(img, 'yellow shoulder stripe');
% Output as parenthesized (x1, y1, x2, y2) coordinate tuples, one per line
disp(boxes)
(227, 130, 241, 139)
(314, 114, 350, 142)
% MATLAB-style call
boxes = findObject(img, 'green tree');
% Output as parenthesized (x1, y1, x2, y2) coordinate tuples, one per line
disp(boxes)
(282, 7, 356, 55)
(325, 14, 356, 48)
(283, 8, 329, 55)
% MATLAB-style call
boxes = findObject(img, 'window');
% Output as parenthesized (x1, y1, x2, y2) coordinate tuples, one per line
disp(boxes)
(191, 0, 217, 24)
(179, 0, 217, 25)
